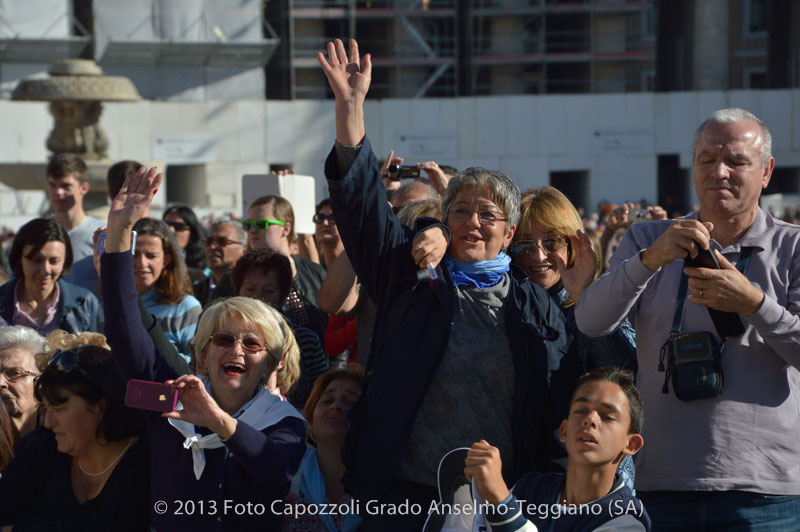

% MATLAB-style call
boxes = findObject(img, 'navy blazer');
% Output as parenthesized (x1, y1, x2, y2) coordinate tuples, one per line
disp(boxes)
(325, 137, 575, 503)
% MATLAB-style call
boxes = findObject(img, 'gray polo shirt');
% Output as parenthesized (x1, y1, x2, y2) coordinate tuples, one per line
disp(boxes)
(575, 209, 800, 495)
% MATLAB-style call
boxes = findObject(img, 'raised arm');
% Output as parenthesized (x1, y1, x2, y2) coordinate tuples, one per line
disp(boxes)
(101, 168, 177, 383)
(318, 38, 371, 147)
(317, 250, 359, 316)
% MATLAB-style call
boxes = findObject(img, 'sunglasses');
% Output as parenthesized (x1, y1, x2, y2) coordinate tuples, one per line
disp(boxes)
(241, 218, 286, 232)
(203, 237, 242, 248)
(313, 213, 336, 225)
(210, 332, 266, 353)
(47, 347, 97, 382)
(165, 220, 189, 232)
(509, 238, 569, 257)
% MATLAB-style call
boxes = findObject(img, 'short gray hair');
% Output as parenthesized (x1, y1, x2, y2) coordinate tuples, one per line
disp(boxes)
(0, 326, 46, 368)
(442, 167, 521, 228)
(693, 108, 773, 169)
(391, 180, 439, 207)
(208, 218, 246, 245)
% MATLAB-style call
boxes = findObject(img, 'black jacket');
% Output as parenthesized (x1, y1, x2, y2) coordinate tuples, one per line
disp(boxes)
(325, 138, 574, 503)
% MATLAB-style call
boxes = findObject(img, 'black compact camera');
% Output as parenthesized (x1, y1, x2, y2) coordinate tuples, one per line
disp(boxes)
(659, 331, 723, 401)
(387, 163, 420, 180)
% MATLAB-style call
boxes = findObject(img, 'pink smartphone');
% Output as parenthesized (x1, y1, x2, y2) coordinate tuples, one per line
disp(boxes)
(125, 379, 178, 412)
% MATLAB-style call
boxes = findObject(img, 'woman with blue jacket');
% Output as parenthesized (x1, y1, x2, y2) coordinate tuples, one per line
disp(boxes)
(0, 218, 98, 334)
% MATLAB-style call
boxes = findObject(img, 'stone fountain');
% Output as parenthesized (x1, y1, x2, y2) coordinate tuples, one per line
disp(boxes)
(0, 59, 155, 214)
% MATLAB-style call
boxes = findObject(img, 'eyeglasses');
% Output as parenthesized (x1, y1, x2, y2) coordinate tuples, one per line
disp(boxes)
(0, 367, 38, 382)
(204, 237, 242, 248)
(313, 213, 336, 225)
(449, 207, 507, 225)
(165, 220, 189, 232)
(241, 218, 286, 232)
(210, 332, 266, 353)
(509, 238, 569, 257)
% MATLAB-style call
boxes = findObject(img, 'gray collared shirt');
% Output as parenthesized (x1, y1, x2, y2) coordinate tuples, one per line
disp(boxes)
(575, 208, 800, 494)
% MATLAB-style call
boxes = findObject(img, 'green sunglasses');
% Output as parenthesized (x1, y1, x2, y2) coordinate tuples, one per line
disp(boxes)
(241, 218, 286, 232)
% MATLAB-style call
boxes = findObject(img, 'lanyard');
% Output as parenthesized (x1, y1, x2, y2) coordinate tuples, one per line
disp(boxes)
(671, 247, 753, 338)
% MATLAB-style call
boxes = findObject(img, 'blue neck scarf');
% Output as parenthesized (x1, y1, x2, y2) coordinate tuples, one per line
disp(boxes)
(444, 252, 511, 288)
(299, 448, 362, 532)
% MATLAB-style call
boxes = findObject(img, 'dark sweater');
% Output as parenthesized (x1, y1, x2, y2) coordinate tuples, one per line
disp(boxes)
(100, 251, 307, 532)
(0, 431, 150, 531)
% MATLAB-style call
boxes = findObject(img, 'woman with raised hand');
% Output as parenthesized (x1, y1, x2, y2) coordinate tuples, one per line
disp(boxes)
(130, 217, 201, 363)
(0, 342, 149, 530)
(0, 218, 99, 335)
(318, 38, 572, 531)
(100, 167, 307, 531)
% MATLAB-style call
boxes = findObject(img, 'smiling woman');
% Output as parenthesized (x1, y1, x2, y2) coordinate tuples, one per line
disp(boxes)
(100, 167, 307, 531)
(131, 218, 202, 364)
(0, 218, 99, 335)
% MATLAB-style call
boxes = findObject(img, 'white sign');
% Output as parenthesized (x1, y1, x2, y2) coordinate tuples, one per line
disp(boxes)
(394, 130, 458, 162)
(152, 134, 217, 163)
(241, 174, 317, 234)
(591, 129, 654, 154)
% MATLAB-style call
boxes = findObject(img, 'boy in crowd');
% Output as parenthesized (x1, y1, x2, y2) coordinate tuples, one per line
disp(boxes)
(466, 367, 650, 531)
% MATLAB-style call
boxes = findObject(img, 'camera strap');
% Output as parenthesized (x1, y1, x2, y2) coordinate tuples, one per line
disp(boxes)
(670, 246, 753, 338)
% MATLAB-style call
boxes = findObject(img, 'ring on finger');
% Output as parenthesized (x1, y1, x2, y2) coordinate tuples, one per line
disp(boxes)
(699, 289, 703, 298)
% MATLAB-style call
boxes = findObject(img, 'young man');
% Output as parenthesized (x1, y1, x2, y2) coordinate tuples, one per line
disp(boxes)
(467, 367, 650, 532)
(47, 154, 104, 295)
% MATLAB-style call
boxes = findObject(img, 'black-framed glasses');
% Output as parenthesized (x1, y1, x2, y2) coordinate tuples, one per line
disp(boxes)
(165, 220, 189, 232)
(203, 237, 242, 248)
(210, 332, 266, 353)
(449, 207, 507, 225)
(509, 238, 569, 257)
(313, 213, 336, 225)
(241, 218, 286, 232)
(0, 367, 38, 382)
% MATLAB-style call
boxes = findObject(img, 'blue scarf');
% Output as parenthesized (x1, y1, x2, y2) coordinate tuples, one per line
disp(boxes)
(443, 252, 511, 288)
(299, 448, 362, 532)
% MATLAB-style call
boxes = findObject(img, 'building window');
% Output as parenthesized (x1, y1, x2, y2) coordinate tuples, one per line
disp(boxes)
(742, 0, 767, 37)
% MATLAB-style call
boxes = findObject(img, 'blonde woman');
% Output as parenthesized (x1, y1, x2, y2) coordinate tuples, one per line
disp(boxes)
(100, 167, 307, 531)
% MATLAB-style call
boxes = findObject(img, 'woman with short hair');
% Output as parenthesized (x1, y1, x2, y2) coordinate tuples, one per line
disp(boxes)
(0, 325, 45, 444)
(0, 218, 99, 334)
(318, 38, 572, 530)
(101, 168, 307, 531)
(0, 343, 149, 529)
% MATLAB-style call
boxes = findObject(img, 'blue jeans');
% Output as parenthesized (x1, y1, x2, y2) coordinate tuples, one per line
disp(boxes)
(638, 490, 800, 532)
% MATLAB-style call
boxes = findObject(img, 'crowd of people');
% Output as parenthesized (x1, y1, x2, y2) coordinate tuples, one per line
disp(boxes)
(0, 37, 798, 532)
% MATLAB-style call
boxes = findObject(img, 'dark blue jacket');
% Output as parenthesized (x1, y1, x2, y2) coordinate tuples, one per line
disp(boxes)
(0, 278, 99, 333)
(325, 138, 574, 503)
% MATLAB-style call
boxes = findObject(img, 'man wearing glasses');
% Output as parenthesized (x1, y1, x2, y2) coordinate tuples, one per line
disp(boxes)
(193, 219, 246, 306)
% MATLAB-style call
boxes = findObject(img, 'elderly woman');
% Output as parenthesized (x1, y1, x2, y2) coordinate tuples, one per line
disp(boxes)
(318, 39, 571, 530)
(0, 342, 148, 529)
(287, 366, 364, 532)
(0, 218, 99, 334)
(100, 167, 307, 531)
(0, 326, 46, 444)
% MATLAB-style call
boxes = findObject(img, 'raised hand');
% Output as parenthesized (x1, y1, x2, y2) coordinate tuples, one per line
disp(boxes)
(417, 161, 451, 196)
(318, 38, 372, 146)
(108, 167, 162, 230)
(557, 230, 597, 301)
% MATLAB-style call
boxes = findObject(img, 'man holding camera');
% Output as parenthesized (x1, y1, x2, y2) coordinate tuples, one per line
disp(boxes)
(575, 108, 800, 530)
